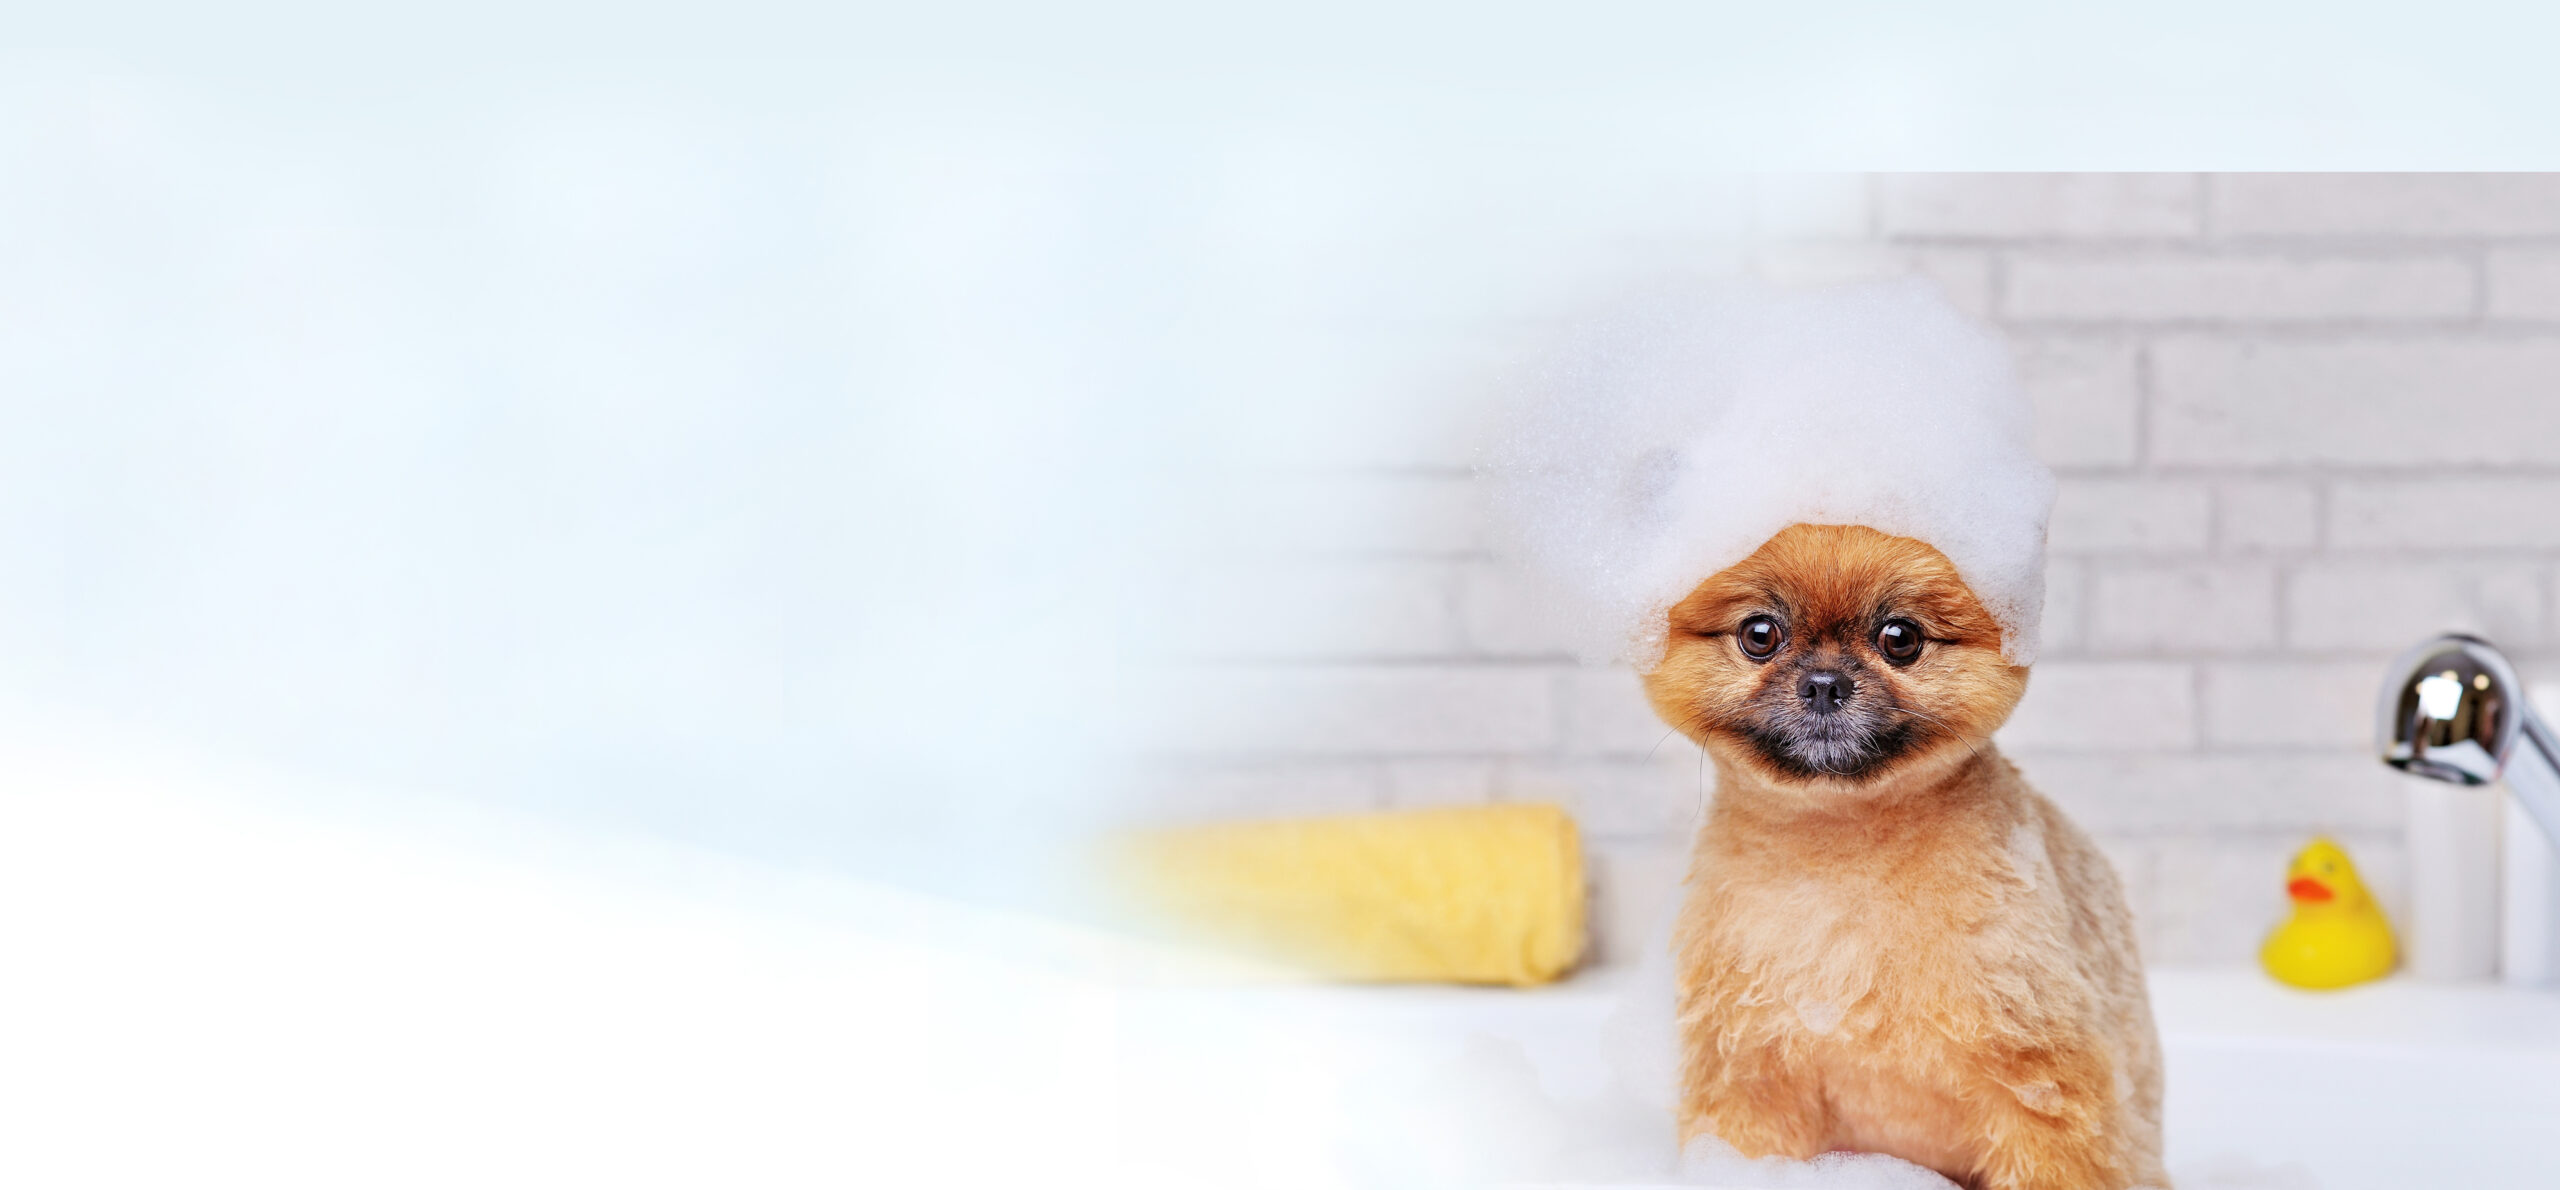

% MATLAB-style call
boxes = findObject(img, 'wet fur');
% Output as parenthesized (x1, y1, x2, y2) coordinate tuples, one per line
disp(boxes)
(1644, 524, 2165, 1190)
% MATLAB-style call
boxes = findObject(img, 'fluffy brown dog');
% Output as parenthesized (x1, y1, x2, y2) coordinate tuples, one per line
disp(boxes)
(1643, 523, 2164, 1190)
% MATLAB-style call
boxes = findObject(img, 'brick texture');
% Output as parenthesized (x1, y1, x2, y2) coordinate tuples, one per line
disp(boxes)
(2004, 253, 2474, 322)
(2007, 752, 2405, 833)
(2088, 564, 2280, 652)
(2214, 174, 2560, 238)
(2487, 247, 2560, 321)
(2214, 481, 2320, 553)
(2286, 561, 2546, 652)
(2151, 337, 2560, 466)
(1997, 662, 2197, 751)
(2199, 661, 2386, 749)
(1145, 174, 2560, 967)
(2047, 479, 2212, 555)
(2012, 337, 2141, 467)
(2330, 478, 2560, 550)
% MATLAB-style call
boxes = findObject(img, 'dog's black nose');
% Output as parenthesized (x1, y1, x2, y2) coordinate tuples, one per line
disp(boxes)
(1798, 670, 1853, 715)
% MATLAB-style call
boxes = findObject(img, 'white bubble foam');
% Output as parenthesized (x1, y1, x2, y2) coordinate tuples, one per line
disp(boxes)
(1679, 1136, 1962, 1189)
(1484, 277, 2055, 667)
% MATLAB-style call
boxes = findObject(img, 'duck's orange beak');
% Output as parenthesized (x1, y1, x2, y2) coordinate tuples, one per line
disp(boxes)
(2288, 876, 2334, 902)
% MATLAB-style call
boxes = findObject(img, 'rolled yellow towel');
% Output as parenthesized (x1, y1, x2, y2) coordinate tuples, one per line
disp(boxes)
(1110, 803, 1587, 987)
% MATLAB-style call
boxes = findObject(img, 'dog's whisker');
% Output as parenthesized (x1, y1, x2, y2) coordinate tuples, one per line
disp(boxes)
(1885, 703, 1982, 763)
(1678, 706, 1715, 818)
(1647, 725, 1682, 761)
(1695, 736, 1709, 818)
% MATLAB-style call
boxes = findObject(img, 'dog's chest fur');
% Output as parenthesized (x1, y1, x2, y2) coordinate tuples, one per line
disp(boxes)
(1676, 763, 2102, 1164)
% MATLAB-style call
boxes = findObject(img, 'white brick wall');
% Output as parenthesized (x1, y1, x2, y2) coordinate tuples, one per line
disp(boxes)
(2213, 481, 2319, 553)
(2047, 479, 2212, 553)
(2012, 337, 2142, 466)
(2088, 563, 2281, 652)
(2212, 174, 2560, 237)
(2285, 560, 2547, 651)
(2487, 248, 2560, 320)
(2151, 338, 2560, 466)
(1997, 663, 2196, 750)
(2003, 253, 2474, 322)
(2199, 662, 2382, 749)
(2330, 478, 2560, 549)
(1144, 174, 2560, 966)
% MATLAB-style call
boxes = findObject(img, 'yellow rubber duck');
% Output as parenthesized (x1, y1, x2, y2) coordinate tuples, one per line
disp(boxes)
(2260, 836, 2397, 990)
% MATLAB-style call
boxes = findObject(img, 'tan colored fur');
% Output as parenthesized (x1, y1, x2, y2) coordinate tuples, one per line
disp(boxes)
(1644, 524, 2165, 1190)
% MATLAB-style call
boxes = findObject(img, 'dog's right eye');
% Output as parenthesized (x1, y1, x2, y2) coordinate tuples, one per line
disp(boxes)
(1737, 616, 1784, 661)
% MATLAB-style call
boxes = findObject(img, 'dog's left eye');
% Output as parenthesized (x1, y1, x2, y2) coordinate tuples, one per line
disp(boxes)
(1874, 619, 1923, 664)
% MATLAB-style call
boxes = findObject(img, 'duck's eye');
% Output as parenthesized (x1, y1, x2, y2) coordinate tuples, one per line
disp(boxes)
(1874, 619, 1923, 665)
(1737, 616, 1785, 661)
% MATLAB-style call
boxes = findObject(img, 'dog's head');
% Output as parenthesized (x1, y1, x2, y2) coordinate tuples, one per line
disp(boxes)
(1642, 523, 2026, 788)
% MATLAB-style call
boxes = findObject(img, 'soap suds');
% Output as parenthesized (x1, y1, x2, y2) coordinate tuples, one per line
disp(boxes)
(1483, 277, 2055, 667)
(1681, 1135, 1961, 1189)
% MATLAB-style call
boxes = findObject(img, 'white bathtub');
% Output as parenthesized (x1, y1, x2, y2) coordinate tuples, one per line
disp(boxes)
(5, 758, 2551, 1189)
(2146, 969, 2560, 1190)
(1105, 965, 2560, 1189)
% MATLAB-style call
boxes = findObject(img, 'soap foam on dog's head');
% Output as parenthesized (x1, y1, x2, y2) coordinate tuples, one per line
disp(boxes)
(1485, 278, 2054, 667)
